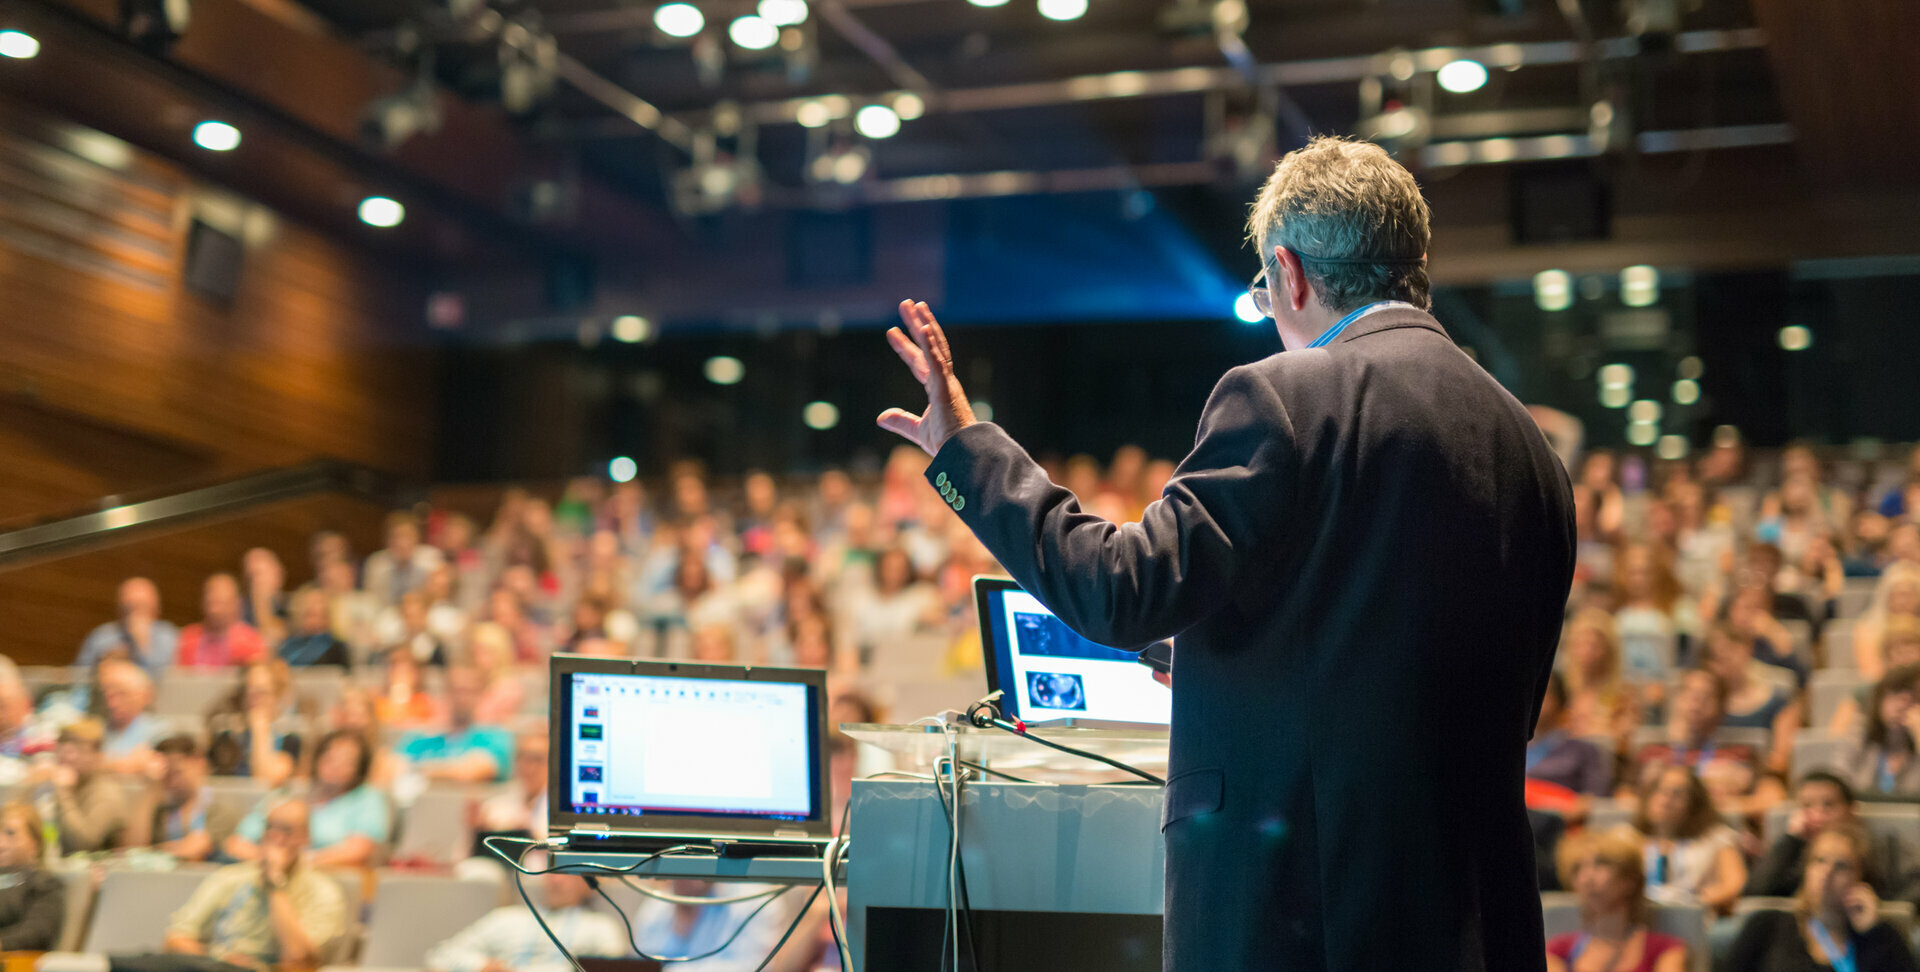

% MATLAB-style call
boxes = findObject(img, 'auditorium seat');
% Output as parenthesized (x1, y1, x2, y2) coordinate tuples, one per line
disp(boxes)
(1810, 670, 1872, 730)
(1824, 619, 1858, 668)
(54, 868, 93, 952)
(1790, 732, 1850, 780)
(393, 788, 475, 864)
(356, 873, 503, 968)
(1630, 726, 1772, 758)
(153, 672, 235, 719)
(1541, 892, 1709, 972)
(1840, 580, 1878, 620)
(79, 868, 217, 954)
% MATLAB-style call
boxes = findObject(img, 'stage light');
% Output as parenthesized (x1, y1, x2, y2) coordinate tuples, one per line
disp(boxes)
(1778, 325, 1812, 351)
(1436, 59, 1488, 94)
(1628, 400, 1663, 424)
(968, 0, 1010, 8)
(357, 196, 405, 228)
(1533, 269, 1572, 311)
(192, 121, 240, 152)
(608, 457, 638, 483)
(1598, 363, 1634, 389)
(1038, 0, 1088, 21)
(1677, 355, 1703, 380)
(1626, 421, 1658, 447)
(855, 104, 900, 139)
(729, 15, 778, 49)
(1657, 435, 1689, 461)
(893, 92, 925, 121)
(971, 400, 994, 422)
(1671, 378, 1700, 405)
(1712, 424, 1740, 447)
(0, 30, 39, 59)
(612, 315, 651, 343)
(1599, 385, 1631, 409)
(704, 356, 745, 385)
(796, 100, 831, 128)
(758, 0, 808, 26)
(654, 3, 704, 37)
(1620, 265, 1659, 307)
(1233, 292, 1264, 323)
(803, 401, 840, 430)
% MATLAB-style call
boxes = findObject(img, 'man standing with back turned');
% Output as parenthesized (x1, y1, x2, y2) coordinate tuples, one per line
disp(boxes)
(877, 136, 1576, 970)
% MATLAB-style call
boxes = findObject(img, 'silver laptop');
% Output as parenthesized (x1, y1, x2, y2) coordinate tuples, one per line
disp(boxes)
(548, 654, 833, 857)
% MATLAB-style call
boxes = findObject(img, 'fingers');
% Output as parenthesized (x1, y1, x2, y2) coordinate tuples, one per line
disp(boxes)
(916, 301, 956, 370)
(886, 327, 931, 382)
(875, 407, 924, 443)
(901, 300, 946, 370)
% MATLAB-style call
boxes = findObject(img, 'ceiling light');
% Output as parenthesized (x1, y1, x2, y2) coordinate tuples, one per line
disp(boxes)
(192, 120, 240, 152)
(1671, 378, 1699, 405)
(0, 30, 40, 59)
(1233, 292, 1263, 324)
(1038, 0, 1088, 20)
(1533, 269, 1572, 311)
(854, 104, 900, 139)
(1436, 59, 1488, 94)
(1626, 421, 1658, 446)
(654, 3, 704, 37)
(704, 355, 745, 385)
(968, 0, 1010, 7)
(802, 401, 840, 430)
(729, 15, 778, 49)
(1778, 325, 1812, 351)
(1599, 385, 1631, 409)
(611, 315, 651, 343)
(1620, 264, 1659, 307)
(1656, 435, 1688, 460)
(758, 0, 808, 26)
(970, 400, 994, 422)
(796, 100, 831, 128)
(357, 196, 405, 228)
(1628, 400, 1663, 424)
(893, 92, 925, 121)
(1598, 363, 1634, 389)
(608, 457, 638, 483)
(1677, 355, 1703, 380)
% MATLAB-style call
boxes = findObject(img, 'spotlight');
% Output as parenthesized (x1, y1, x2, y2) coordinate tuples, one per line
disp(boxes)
(192, 120, 240, 152)
(1038, 0, 1088, 20)
(729, 15, 778, 50)
(357, 196, 406, 228)
(1620, 265, 1659, 307)
(654, 2, 704, 36)
(1778, 325, 1812, 351)
(1628, 400, 1662, 424)
(1233, 292, 1263, 324)
(1598, 363, 1634, 389)
(1599, 385, 1631, 409)
(1671, 379, 1700, 405)
(758, 0, 809, 27)
(892, 92, 925, 121)
(611, 315, 651, 343)
(704, 356, 745, 385)
(1436, 59, 1488, 94)
(968, 0, 1010, 8)
(802, 401, 840, 430)
(1656, 435, 1689, 461)
(1626, 421, 1658, 447)
(796, 101, 832, 128)
(854, 104, 900, 138)
(1533, 269, 1572, 312)
(0, 30, 39, 59)
(119, 0, 191, 52)
(608, 457, 638, 483)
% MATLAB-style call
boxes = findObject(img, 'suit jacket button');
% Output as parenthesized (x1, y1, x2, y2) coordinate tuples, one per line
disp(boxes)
(935, 471, 948, 488)
(952, 496, 965, 512)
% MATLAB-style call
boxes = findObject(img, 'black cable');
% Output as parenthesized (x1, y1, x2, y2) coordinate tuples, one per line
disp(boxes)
(753, 883, 824, 972)
(512, 862, 589, 972)
(933, 756, 982, 972)
(958, 758, 1034, 783)
(588, 874, 792, 963)
(827, 793, 854, 968)
(963, 696, 1165, 786)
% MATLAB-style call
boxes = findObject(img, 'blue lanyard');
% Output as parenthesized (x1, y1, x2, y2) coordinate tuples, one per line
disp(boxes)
(1809, 918, 1856, 972)
(1305, 301, 1413, 349)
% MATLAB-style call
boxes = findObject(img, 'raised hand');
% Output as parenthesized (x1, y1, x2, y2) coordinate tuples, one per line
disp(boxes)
(877, 300, 977, 457)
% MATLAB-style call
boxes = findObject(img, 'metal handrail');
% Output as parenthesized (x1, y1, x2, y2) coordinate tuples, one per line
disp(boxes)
(0, 460, 418, 567)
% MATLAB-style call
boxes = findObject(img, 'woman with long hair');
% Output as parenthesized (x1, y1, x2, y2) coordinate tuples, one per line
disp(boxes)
(1616, 764, 1745, 915)
(1725, 822, 1918, 971)
(223, 728, 390, 869)
(1546, 830, 1687, 972)
(1561, 608, 1639, 747)
(1840, 664, 1920, 798)
(1854, 563, 1920, 679)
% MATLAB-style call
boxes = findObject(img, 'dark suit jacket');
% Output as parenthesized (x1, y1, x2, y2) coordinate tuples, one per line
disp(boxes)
(927, 306, 1576, 971)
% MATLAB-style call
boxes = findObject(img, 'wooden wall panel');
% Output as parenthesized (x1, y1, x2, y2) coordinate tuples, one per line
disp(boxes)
(0, 94, 436, 525)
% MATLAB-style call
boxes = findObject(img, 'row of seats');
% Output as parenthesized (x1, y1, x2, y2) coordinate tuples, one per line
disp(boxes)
(17, 665, 552, 722)
(1579, 797, 1920, 848)
(1540, 892, 1919, 972)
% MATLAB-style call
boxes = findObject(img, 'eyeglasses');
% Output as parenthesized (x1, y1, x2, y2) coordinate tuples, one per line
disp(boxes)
(1247, 266, 1272, 320)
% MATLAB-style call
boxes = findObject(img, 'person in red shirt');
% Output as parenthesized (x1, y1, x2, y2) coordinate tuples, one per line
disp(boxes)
(177, 573, 265, 668)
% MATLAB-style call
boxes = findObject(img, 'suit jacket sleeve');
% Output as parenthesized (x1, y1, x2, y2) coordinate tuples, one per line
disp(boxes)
(927, 365, 1295, 648)
(1745, 834, 1806, 897)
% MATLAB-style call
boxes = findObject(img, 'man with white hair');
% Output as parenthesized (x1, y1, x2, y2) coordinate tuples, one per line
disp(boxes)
(96, 657, 170, 775)
(76, 576, 178, 676)
(879, 136, 1575, 970)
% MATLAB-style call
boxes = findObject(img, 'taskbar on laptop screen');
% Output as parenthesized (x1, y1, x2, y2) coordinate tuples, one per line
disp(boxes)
(566, 801, 809, 821)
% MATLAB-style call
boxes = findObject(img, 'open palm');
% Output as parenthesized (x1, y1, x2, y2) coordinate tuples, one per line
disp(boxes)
(877, 299, 976, 456)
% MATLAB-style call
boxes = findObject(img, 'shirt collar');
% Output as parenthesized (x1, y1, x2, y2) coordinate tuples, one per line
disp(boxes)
(1319, 303, 1449, 347)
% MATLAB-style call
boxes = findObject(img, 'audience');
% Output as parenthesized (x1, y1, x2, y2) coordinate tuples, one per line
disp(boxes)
(165, 797, 347, 968)
(33, 717, 128, 855)
(1559, 608, 1638, 746)
(1746, 772, 1910, 900)
(123, 733, 238, 861)
(1829, 616, 1920, 735)
(472, 729, 548, 839)
(204, 659, 301, 786)
(1725, 822, 1919, 971)
(1527, 672, 1612, 819)
(0, 800, 65, 951)
(226, 729, 389, 868)
(1839, 665, 1920, 798)
(1703, 620, 1801, 775)
(278, 586, 352, 668)
(0, 660, 35, 781)
(1857, 564, 1920, 679)
(423, 873, 627, 972)
(1545, 829, 1688, 972)
(177, 573, 266, 668)
(399, 666, 512, 783)
(1624, 668, 1781, 816)
(76, 576, 179, 676)
(97, 656, 169, 774)
(1615, 764, 1746, 915)
(364, 511, 446, 610)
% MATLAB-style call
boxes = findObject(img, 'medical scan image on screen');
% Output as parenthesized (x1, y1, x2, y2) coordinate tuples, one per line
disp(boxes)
(567, 672, 815, 820)
(995, 589, 1171, 724)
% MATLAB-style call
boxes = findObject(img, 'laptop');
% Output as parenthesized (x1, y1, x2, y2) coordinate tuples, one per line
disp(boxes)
(548, 654, 833, 858)
(974, 576, 1171, 730)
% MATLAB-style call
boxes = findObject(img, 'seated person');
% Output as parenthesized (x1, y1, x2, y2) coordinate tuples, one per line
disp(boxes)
(1559, 609, 1640, 748)
(466, 624, 525, 726)
(1527, 671, 1613, 819)
(374, 649, 439, 729)
(26, 717, 127, 855)
(1622, 668, 1783, 817)
(1829, 615, 1920, 735)
(1838, 664, 1920, 798)
(76, 576, 178, 678)
(473, 730, 548, 840)
(0, 800, 65, 951)
(1747, 771, 1912, 900)
(1726, 822, 1920, 972)
(176, 572, 267, 668)
(225, 729, 390, 869)
(164, 798, 347, 969)
(278, 587, 351, 668)
(375, 591, 449, 666)
(424, 874, 627, 972)
(399, 666, 511, 784)
(1612, 764, 1745, 915)
(97, 657, 171, 775)
(205, 659, 303, 787)
(123, 734, 241, 862)
(1546, 829, 1687, 972)
(630, 879, 786, 969)
(1702, 620, 1800, 776)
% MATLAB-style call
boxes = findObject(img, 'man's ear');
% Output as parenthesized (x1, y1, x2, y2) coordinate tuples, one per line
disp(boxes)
(1272, 245, 1311, 312)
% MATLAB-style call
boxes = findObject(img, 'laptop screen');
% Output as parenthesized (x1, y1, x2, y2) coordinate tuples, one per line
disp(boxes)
(551, 658, 828, 836)
(975, 578, 1171, 726)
